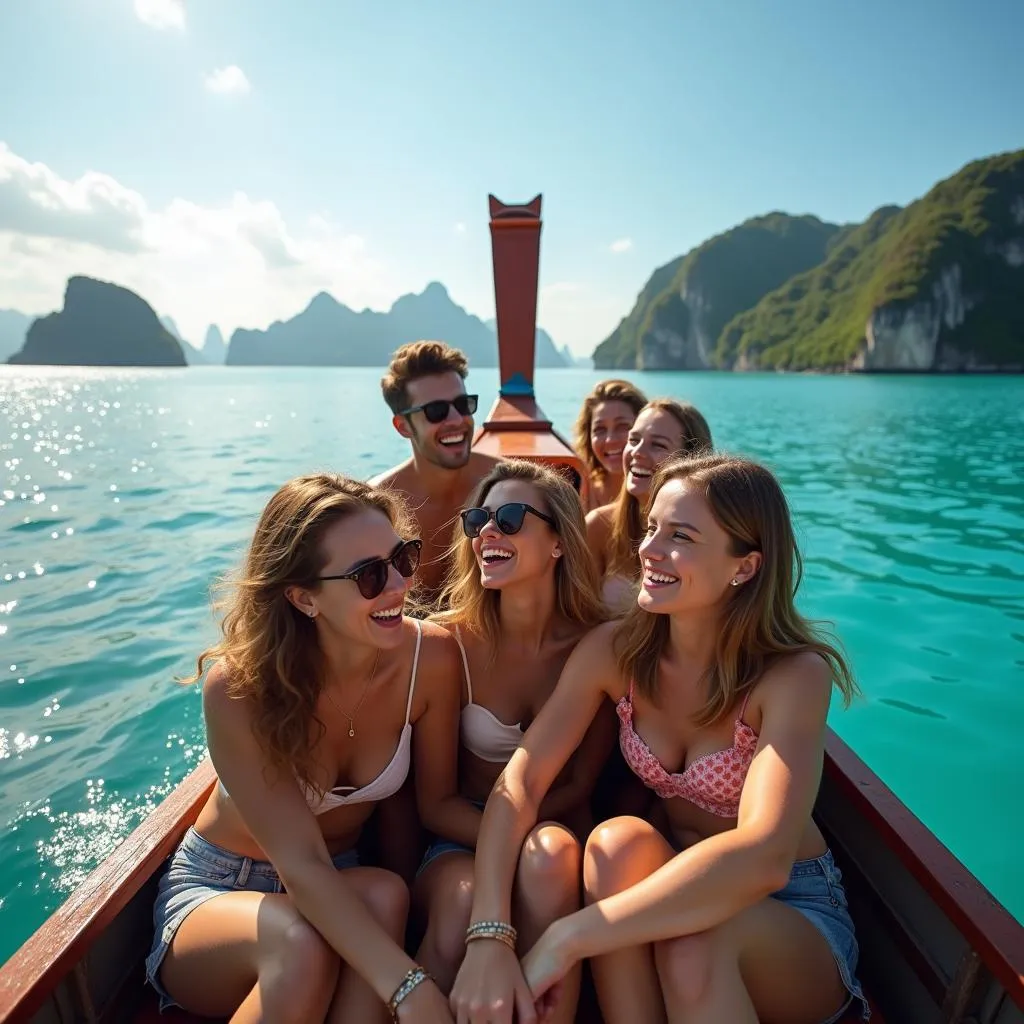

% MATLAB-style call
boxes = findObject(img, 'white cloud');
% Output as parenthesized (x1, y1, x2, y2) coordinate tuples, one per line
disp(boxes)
(0, 141, 396, 347)
(609, 238, 633, 254)
(204, 66, 251, 96)
(134, 0, 185, 31)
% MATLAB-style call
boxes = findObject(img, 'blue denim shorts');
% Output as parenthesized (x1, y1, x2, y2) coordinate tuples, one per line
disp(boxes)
(144, 827, 359, 1012)
(771, 850, 871, 1023)
(416, 799, 485, 876)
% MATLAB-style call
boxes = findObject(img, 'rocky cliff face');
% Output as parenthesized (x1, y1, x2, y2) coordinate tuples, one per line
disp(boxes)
(8, 277, 186, 367)
(594, 214, 841, 371)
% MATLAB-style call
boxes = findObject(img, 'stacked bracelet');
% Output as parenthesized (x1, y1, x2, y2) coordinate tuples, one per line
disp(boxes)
(387, 966, 431, 1020)
(464, 919, 518, 950)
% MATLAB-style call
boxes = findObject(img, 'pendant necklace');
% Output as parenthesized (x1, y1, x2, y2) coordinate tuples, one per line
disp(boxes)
(329, 648, 381, 738)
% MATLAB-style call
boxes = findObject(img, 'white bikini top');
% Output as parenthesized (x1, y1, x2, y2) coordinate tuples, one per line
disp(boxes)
(218, 620, 422, 813)
(455, 626, 524, 764)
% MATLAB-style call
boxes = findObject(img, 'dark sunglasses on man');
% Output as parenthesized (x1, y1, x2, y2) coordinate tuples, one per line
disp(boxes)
(460, 502, 556, 538)
(400, 394, 478, 424)
(316, 538, 422, 600)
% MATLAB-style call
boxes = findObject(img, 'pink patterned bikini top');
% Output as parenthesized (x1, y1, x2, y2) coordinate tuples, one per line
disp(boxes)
(616, 681, 759, 817)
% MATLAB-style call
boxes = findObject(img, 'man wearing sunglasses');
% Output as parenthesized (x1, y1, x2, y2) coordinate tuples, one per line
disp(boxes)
(373, 340, 499, 610)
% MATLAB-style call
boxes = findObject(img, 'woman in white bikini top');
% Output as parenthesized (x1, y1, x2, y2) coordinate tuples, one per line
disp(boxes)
(411, 458, 611, 1021)
(149, 473, 464, 1024)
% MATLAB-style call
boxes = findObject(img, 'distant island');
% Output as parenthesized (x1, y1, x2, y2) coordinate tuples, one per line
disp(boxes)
(225, 281, 569, 368)
(594, 148, 1024, 372)
(6, 277, 186, 367)
(3, 280, 571, 369)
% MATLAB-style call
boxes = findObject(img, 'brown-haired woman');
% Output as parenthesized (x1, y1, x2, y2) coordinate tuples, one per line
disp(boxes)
(144, 473, 464, 1023)
(413, 459, 612, 1022)
(586, 397, 712, 610)
(451, 453, 870, 1024)
(572, 378, 648, 512)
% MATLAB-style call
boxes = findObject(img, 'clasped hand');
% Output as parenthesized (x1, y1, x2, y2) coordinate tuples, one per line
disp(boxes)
(449, 929, 573, 1024)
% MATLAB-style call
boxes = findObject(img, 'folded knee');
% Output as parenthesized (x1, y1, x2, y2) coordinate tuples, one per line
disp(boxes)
(517, 824, 581, 908)
(267, 915, 339, 999)
(428, 870, 475, 964)
(583, 816, 663, 901)
(654, 929, 725, 1008)
(361, 869, 410, 937)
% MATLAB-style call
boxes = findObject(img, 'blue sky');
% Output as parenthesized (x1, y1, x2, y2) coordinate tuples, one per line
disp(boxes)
(0, 0, 1022, 355)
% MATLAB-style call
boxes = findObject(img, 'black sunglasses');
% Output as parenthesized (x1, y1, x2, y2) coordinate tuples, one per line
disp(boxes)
(316, 539, 422, 600)
(460, 503, 556, 538)
(400, 394, 478, 424)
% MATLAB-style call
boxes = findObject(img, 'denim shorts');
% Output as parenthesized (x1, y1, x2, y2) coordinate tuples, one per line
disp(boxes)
(771, 850, 871, 1023)
(416, 799, 485, 876)
(144, 827, 359, 1012)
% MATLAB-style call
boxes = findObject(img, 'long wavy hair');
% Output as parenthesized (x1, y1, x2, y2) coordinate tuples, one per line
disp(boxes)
(572, 378, 648, 488)
(183, 472, 414, 791)
(613, 453, 859, 722)
(607, 398, 713, 578)
(434, 459, 607, 651)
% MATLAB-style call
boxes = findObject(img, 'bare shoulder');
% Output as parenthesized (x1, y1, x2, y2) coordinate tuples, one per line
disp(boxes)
(201, 660, 251, 734)
(469, 451, 500, 481)
(410, 617, 460, 671)
(755, 651, 834, 721)
(586, 502, 615, 533)
(368, 459, 414, 491)
(564, 620, 625, 697)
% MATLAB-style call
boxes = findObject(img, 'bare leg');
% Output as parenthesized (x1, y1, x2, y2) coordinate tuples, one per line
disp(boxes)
(159, 866, 408, 1023)
(583, 816, 670, 1024)
(159, 892, 339, 1022)
(515, 823, 583, 1024)
(655, 897, 847, 1024)
(411, 852, 476, 994)
(585, 816, 849, 1024)
(326, 867, 410, 1024)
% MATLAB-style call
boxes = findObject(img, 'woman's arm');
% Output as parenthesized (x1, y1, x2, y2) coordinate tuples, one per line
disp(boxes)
(412, 626, 484, 847)
(540, 653, 834, 962)
(468, 622, 621, 924)
(203, 664, 416, 1004)
(537, 699, 617, 821)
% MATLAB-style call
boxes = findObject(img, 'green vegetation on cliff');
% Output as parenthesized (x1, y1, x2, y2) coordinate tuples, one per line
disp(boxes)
(722, 149, 1024, 370)
(596, 148, 1024, 372)
(593, 214, 841, 370)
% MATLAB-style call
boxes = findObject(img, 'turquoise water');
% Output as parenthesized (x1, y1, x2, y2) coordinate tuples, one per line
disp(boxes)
(1, 366, 1022, 964)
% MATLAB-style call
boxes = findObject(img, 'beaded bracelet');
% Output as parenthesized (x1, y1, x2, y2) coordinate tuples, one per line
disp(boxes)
(465, 920, 518, 949)
(387, 966, 431, 1020)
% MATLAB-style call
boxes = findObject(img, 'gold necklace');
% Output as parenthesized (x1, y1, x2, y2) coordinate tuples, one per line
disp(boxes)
(328, 649, 381, 738)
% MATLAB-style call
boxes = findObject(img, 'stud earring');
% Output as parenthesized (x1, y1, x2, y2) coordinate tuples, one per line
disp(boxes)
(730, 578, 740, 587)
(308, 610, 317, 618)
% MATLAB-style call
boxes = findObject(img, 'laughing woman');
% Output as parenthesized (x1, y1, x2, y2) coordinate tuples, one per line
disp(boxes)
(145, 474, 461, 1023)
(413, 459, 611, 1021)
(586, 397, 712, 610)
(572, 378, 648, 512)
(451, 453, 870, 1024)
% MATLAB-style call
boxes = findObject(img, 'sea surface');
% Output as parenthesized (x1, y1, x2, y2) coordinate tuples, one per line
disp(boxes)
(1, 366, 1022, 964)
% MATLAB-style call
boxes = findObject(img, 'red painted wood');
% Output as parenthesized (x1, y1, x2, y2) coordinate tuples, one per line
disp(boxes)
(489, 194, 542, 396)
(0, 760, 216, 1023)
(824, 732, 1024, 1008)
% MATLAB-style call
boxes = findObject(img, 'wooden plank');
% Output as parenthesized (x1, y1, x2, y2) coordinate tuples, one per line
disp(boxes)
(0, 760, 216, 1024)
(824, 732, 1024, 1009)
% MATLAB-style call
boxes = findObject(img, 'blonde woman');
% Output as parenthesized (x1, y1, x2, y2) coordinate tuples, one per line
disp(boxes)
(451, 453, 869, 1024)
(412, 459, 612, 1023)
(145, 474, 462, 1023)
(587, 397, 712, 610)
(572, 378, 648, 512)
